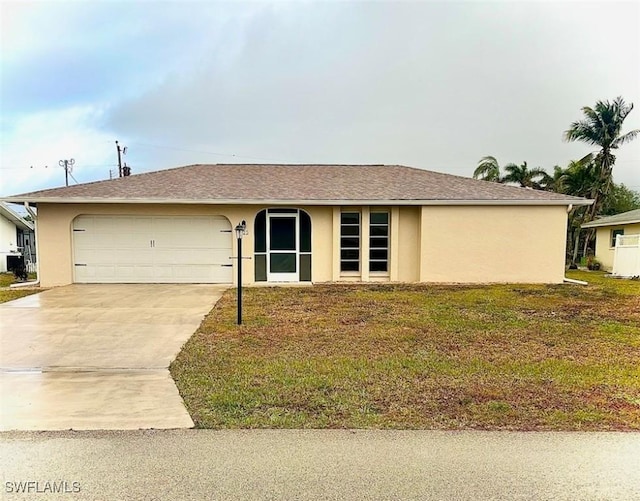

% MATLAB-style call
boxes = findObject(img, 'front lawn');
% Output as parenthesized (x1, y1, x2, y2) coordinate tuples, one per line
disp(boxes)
(0, 273, 41, 304)
(171, 270, 640, 430)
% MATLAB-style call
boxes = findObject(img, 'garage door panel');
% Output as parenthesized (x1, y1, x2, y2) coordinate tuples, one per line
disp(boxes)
(116, 266, 155, 281)
(152, 248, 230, 266)
(115, 249, 154, 265)
(73, 215, 232, 283)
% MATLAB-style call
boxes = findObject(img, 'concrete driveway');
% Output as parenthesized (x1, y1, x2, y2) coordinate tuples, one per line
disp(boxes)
(0, 284, 227, 431)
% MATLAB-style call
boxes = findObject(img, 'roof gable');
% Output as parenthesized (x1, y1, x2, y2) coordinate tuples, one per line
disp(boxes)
(3, 164, 590, 206)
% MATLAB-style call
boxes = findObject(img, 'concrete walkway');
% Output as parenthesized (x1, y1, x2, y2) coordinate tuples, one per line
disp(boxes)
(0, 284, 227, 431)
(1, 429, 638, 500)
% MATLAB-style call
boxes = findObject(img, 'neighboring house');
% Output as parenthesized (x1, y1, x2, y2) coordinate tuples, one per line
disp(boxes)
(2, 164, 590, 287)
(0, 202, 36, 273)
(582, 208, 640, 275)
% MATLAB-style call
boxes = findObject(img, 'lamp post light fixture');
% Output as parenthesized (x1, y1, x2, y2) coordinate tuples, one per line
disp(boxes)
(235, 220, 247, 325)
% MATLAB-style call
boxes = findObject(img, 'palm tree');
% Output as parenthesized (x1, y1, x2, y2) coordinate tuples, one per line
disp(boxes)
(541, 165, 566, 192)
(562, 158, 598, 198)
(501, 161, 549, 189)
(563, 96, 639, 219)
(473, 156, 501, 182)
(562, 159, 600, 264)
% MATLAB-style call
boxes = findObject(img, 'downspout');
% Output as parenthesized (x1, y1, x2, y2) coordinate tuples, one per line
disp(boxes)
(563, 277, 587, 286)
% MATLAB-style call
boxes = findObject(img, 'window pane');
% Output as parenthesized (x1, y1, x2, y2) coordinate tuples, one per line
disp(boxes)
(254, 210, 266, 253)
(300, 211, 311, 253)
(341, 249, 360, 260)
(270, 217, 296, 250)
(341, 237, 360, 249)
(341, 261, 359, 272)
(300, 254, 312, 281)
(270, 253, 296, 272)
(254, 254, 267, 281)
(370, 249, 388, 260)
(611, 229, 624, 247)
(370, 212, 388, 224)
(341, 212, 360, 225)
(341, 225, 360, 236)
(370, 225, 388, 237)
(341, 211, 361, 272)
(370, 237, 388, 249)
(370, 261, 388, 272)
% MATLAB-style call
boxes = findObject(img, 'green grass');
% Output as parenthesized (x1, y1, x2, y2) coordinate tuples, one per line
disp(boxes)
(0, 272, 41, 303)
(171, 270, 640, 430)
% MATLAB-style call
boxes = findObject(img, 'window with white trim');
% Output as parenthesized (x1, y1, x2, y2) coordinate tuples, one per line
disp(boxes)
(611, 229, 624, 248)
(340, 212, 360, 272)
(369, 212, 389, 272)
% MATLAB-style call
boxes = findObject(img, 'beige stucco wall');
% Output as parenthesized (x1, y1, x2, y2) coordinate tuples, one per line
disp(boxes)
(594, 223, 640, 271)
(397, 206, 421, 282)
(419, 205, 568, 283)
(35, 202, 570, 286)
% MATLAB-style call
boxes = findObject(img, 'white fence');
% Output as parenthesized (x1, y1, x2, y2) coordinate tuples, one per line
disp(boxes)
(613, 234, 640, 278)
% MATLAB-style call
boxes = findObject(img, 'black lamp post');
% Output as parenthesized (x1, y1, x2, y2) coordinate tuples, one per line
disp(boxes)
(235, 220, 247, 325)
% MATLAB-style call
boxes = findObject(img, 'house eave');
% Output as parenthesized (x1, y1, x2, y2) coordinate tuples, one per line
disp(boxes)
(582, 218, 640, 229)
(1, 197, 592, 207)
(0, 203, 34, 230)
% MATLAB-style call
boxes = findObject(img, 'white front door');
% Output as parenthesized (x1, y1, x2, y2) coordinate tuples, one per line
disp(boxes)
(267, 213, 299, 282)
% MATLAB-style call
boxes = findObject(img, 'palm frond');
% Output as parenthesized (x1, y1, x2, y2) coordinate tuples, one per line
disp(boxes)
(473, 155, 501, 182)
(612, 129, 640, 148)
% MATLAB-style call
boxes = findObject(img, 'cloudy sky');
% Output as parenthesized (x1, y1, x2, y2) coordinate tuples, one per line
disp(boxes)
(1, 0, 639, 197)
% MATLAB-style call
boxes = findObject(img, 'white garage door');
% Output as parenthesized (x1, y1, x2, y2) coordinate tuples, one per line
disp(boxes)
(73, 215, 233, 283)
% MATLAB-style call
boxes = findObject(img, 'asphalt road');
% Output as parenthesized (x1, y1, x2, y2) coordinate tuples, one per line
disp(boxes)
(1, 429, 639, 500)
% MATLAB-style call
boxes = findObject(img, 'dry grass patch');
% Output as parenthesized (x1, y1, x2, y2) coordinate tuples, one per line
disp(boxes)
(171, 270, 640, 430)
(0, 273, 41, 304)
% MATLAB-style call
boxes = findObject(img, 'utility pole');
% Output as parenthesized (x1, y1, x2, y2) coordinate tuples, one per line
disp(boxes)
(115, 140, 127, 177)
(58, 158, 75, 187)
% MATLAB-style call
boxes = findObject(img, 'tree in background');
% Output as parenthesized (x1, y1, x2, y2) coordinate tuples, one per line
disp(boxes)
(562, 159, 600, 263)
(501, 161, 549, 189)
(563, 96, 639, 220)
(473, 156, 501, 182)
(601, 183, 640, 216)
(540, 166, 566, 193)
(473, 157, 550, 189)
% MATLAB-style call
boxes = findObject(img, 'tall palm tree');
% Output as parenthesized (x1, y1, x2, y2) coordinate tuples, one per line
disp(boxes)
(473, 156, 501, 182)
(501, 161, 549, 189)
(563, 96, 639, 219)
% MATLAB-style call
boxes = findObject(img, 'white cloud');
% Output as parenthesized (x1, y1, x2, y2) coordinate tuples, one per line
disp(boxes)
(0, 106, 116, 195)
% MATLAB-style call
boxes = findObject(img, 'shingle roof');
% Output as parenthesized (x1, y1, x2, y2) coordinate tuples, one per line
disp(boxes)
(3, 164, 590, 205)
(582, 208, 640, 228)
